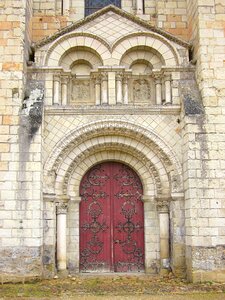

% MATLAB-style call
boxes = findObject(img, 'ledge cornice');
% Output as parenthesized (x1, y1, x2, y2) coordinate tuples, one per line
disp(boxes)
(44, 105, 181, 115)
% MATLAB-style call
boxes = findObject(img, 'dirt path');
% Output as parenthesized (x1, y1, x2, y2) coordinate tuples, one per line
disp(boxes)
(0, 274, 225, 299)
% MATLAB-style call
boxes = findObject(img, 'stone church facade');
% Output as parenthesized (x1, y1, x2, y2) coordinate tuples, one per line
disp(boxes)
(0, 0, 225, 282)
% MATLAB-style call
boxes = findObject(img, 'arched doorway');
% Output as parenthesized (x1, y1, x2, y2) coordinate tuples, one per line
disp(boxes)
(79, 161, 145, 272)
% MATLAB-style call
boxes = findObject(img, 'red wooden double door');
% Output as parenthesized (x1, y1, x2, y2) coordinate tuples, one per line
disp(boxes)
(79, 162, 145, 272)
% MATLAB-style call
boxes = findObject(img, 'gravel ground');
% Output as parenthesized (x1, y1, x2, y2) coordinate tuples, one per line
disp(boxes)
(0, 274, 225, 299)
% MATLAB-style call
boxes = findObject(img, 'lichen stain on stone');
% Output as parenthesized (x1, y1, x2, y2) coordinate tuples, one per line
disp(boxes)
(183, 94, 204, 115)
(192, 246, 225, 271)
(179, 71, 204, 116)
(195, 116, 209, 179)
(18, 80, 44, 211)
(0, 247, 42, 276)
(179, 71, 209, 178)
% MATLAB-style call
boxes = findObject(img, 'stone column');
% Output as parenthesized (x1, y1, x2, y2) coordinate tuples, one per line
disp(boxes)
(108, 72, 116, 105)
(123, 76, 129, 105)
(94, 75, 101, 105)
(61, 76, 68, 106)
(136, 0, 144, 14)
(56, 202, 68, 271)
(116, 72, 123, 104)
(157, 199, 170, 273)
(153, 73, 162, 105)
(101, 72, 108, 105)
(53, 75, 60, 105)
(62, 0, 70, 15)
(164, 73, 172, 104)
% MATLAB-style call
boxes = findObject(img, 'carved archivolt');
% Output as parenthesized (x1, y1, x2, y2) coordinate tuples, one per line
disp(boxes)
(56, 141, 165, 196)
(65, 149, 159, 197)
(44, 120, 183, 198)
(44, 120, 181, 175)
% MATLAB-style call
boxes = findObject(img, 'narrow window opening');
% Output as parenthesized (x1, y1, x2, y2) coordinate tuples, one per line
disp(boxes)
(27, 46, 35, 66)
(143, 0, 145, 14)
(189, 47, 195, 63)
(61, 0, 64, 15)
(85, 0, 121, 17)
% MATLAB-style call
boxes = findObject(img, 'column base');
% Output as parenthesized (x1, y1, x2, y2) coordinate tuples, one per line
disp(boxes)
(57, 269, 68, 278)
(160, 268, 170, 276)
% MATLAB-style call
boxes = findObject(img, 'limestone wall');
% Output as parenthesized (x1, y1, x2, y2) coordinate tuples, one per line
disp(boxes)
(0, 0, 225, 282)
(32, 0, 188, 42)
(0, 0, 43, 280)
(184, 0, 225, 282)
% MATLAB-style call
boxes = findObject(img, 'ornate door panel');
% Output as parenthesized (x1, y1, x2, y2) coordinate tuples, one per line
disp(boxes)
(79, 164, 111, 272)
(112, 164, 145, 272)
(79, 162, 144, 272)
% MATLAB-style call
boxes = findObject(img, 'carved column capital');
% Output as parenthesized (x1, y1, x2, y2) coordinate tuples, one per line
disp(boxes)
(122, 75, 129, 84)
(61, 75, 69, 84)
(92, 73, 101, 83)
(116, 72, 123, 81)
(153, 71, 163, 81)
(53, 74, 61, 82)
(56, 202, 68, 214)
(163, 72, 172, 81)
(101, 72, 108, 81)
(156, 197, 170, 213)
(96, 75, 102, 85)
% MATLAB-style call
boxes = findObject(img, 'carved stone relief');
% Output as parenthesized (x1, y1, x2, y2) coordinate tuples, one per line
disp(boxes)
(133, 79, 151, 103)
(70, 79, 90, 104)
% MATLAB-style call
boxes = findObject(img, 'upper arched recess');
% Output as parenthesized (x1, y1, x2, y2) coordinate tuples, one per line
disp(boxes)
(113, 33, 180, 67)
(120, 45, 165, 70)
(44, 33, 111, 67)
(59, 46, 103, 71)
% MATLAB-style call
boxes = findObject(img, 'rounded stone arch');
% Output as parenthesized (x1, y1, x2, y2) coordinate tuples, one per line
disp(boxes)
(44, 122, 183, 205)
(53, 138, 169, 197)
(120, 45, 165, 70)
(130, 59, 153, 74)
(44, 120, 182, 181)
(44, 33, 111, 66)
(66, 150, 157, 199)
(59, 46, 103, 70)
(112, 32, 180, 66)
